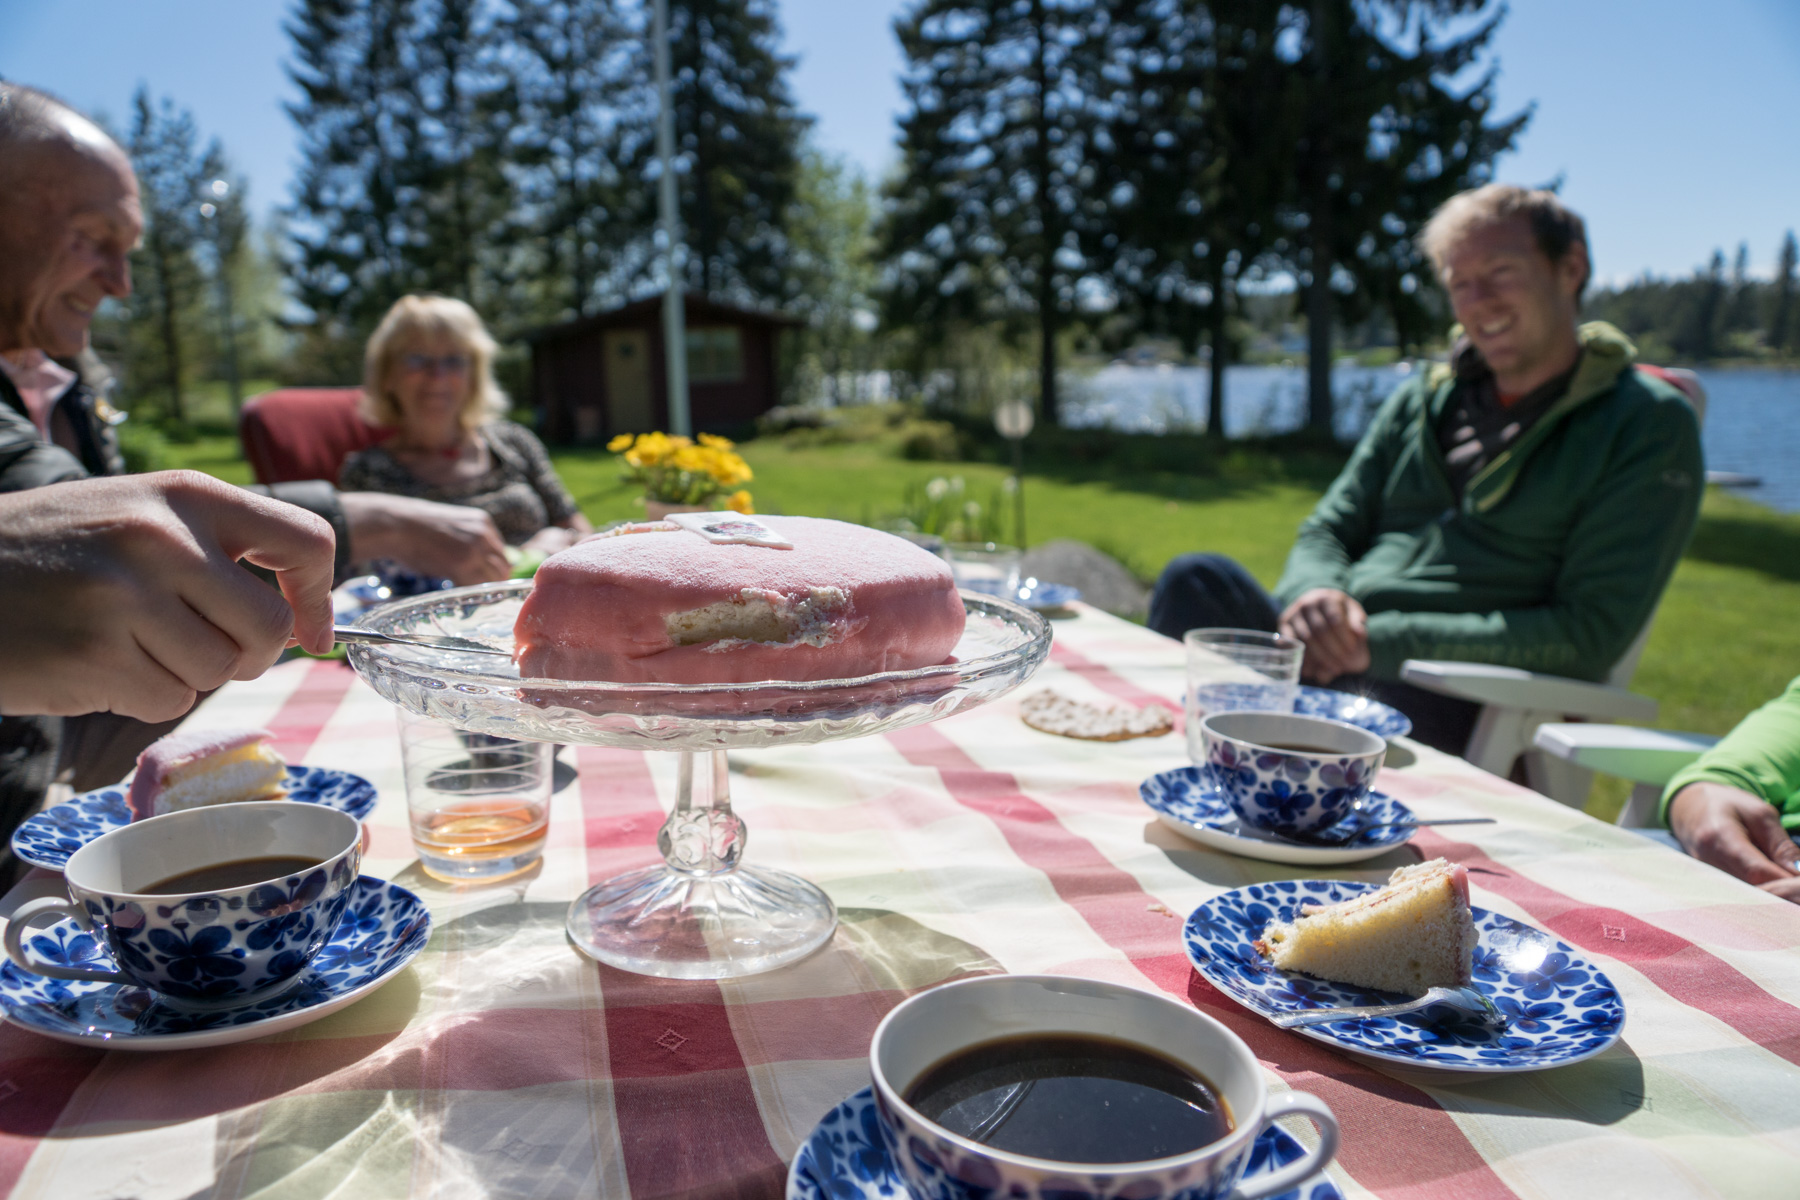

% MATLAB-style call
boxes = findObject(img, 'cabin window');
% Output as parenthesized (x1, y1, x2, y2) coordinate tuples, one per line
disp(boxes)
(685, 327, 743, 383)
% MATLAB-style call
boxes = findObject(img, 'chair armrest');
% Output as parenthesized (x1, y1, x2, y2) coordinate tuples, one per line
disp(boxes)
(1532, 723, 1719, 786)
(1400, 660, 1659, 722)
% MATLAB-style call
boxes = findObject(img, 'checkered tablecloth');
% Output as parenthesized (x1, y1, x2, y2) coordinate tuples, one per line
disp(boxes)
(4, 605, 1800, 1199)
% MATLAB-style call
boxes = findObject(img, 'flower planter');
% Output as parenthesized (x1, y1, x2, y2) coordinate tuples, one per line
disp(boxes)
(645, 500, 709, 522)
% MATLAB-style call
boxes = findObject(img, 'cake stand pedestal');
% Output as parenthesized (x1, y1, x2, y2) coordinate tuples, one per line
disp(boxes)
(568, 748, 837, 978)
(346, 582, 1050, 980)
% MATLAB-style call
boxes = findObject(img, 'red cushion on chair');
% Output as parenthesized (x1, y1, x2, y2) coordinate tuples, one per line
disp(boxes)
(239, 388, 390, 486)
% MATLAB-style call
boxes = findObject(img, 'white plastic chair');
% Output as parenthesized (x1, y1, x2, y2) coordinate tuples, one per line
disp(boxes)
(1531, 723, 1718, 827)
(1399, 367, 1707, 807)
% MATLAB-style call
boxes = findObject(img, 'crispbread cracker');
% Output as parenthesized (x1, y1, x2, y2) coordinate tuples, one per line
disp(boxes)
(1018, 688, 1174, 741)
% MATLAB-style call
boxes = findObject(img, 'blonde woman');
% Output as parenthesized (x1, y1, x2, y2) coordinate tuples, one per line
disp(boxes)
(339, 295, 592, 559)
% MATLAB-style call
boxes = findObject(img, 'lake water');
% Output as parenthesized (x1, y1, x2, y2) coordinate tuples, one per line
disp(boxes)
(1060, 363, 1800, 513)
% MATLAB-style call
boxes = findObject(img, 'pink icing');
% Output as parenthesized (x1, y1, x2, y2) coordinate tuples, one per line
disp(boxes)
(514, 516, 967, 684)
(126, 728, 276, 821)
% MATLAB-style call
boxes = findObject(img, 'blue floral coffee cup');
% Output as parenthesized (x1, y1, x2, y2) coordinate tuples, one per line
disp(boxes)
(3, 802, 361, 1010)
(1199, 711, 1386, 838)
(869, 975, 1339, 1200)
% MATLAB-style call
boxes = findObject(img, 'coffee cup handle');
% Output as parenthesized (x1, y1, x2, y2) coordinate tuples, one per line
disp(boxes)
(3, 897, 129, 984)
(1231, 1090, 1340, 1200)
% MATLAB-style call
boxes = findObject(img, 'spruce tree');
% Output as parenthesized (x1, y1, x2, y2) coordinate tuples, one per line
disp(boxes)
(1684, 249, 1727, 361)
(285, 0, 511, 353)
(1723, 240, 1756, 335)
(124, 86, 210, 423)
(1100, 0, 1298, 439)
(285, 0, 427, 354)
(662, 0, 810, 303)
(1771, 231, 1796, 355)
(507, 0, 651, 321)
(881, 0, 1105, 427)
(411, 0, 512, 308)
(1290, 0, 1525, 433)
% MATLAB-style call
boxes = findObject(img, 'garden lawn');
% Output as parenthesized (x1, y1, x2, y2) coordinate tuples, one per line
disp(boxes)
(165, 432, 1800, 820)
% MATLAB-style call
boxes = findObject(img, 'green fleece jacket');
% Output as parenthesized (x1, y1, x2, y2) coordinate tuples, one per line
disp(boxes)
(1661, 677, 1800, 830)
(1273, 322, 1703, 682)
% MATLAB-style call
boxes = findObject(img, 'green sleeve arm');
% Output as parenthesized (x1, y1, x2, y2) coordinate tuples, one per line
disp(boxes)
(1660, 678, 1800, 829)
(1273, 382, 1418, 606)
(1362, 396, 1703, 680)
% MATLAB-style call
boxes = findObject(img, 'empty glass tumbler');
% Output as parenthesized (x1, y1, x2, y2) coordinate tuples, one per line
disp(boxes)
(399, 710, 552, 883)
(947, 542, 1023, 597)
(1184, 628, 1304, 761)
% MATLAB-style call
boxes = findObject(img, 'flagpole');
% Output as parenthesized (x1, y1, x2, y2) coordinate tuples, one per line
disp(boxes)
(654, 0, 691, 436)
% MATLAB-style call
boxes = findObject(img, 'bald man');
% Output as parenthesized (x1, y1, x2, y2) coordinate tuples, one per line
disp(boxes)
(0, 83, 511, 581)
(0, 85, 507, 860)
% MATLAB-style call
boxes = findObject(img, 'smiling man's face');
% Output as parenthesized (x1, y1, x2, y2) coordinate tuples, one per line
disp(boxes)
(0, 122, 142, 358)
(1439, 215, 1587, 395)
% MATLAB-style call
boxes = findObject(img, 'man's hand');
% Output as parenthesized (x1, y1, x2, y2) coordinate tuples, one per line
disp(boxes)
(1668, 782, 1800, 903)
(1278, 588, 1371, 683)
(338, 492, 510, 585)
(0, 471, 335, 722)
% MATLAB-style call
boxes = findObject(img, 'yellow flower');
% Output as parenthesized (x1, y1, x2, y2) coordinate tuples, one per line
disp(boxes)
(725, 490, 753, 514)
(698, 432, 735, 450)
(607, 433, 635, 452)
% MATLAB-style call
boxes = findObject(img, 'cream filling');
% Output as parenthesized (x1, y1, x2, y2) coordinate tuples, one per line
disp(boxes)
(665, 587, 855, 651)
(160, 745, 287, 810)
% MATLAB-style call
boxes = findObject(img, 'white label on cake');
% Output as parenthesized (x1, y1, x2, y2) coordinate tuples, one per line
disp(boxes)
(667, 512, 794, 548)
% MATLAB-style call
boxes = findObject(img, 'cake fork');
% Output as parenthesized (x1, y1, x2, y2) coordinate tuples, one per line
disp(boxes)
(1270, 985, 1507, 1032)
(332, 626, 513, 656)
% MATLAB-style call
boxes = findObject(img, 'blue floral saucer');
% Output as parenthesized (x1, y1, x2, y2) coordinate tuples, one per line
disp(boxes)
(1142, 767, 1416, 866)
(11, 765, 379, 872)
(1184, 880, 1625, 1073)
(0, 875, 428, 1050)
(786, 1086, 1341, 1200)
(1293, 688, 1412, 740)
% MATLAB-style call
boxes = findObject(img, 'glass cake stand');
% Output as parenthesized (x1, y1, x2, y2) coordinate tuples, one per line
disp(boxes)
(346, 581, 1051, 979)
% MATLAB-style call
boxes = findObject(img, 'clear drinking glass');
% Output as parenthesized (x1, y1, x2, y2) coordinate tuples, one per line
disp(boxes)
(1184, 628, 1304, 762)
(947, 542, 1023, 597)
(398, 710, 552, 883)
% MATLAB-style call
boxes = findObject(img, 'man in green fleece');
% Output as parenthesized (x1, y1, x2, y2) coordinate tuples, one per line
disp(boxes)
(1663, 679, 1800, 903)
(1150, 184, 1704, 752)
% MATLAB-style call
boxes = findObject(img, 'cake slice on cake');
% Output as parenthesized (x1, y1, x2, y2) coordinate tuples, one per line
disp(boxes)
(127, 728, 288, 821)
(1255, 858, 1477, 997)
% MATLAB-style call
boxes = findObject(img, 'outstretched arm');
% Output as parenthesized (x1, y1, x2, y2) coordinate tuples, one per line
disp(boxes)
(0, 471, 334, 722)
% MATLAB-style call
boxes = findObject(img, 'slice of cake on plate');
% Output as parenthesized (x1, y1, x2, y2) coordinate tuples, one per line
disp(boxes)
(1255, 858, 1477, 997)
(127, 728, 288, 821)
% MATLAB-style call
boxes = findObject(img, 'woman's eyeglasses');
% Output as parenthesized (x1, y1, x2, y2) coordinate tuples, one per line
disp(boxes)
(400, 353, 471, 375)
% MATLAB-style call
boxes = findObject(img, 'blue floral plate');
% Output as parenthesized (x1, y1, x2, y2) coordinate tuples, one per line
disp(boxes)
(0, 875, 428, 1050)
(1184, 880, 1625, 1073)
(11, 765, 379, 872)
(786, 1086, 1341, 1200)
(1142, 767, 1416, 866)
(1293, 688, 1412, 740)
(963, 579, 1082, 612)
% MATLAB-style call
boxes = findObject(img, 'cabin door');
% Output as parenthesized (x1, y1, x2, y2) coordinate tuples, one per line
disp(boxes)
(603, 330, 652, 433)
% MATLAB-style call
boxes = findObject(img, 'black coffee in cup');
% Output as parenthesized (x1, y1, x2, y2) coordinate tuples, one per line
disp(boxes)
(902, 1033, 1233, 1164)
(140, 855, 325, 895)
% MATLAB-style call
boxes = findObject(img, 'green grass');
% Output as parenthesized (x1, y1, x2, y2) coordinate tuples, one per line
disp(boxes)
(161, 426, 1800, 820)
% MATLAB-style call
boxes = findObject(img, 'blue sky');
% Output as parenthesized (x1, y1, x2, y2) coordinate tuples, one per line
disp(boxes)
(3, 0, 1796, 284)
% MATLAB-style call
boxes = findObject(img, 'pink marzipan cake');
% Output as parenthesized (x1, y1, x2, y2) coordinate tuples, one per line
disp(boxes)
(127, 727, 287, 821)
(513, 516, 966, 684)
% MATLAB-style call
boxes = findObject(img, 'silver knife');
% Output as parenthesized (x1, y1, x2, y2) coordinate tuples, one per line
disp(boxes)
(333, 625, 512, 656)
